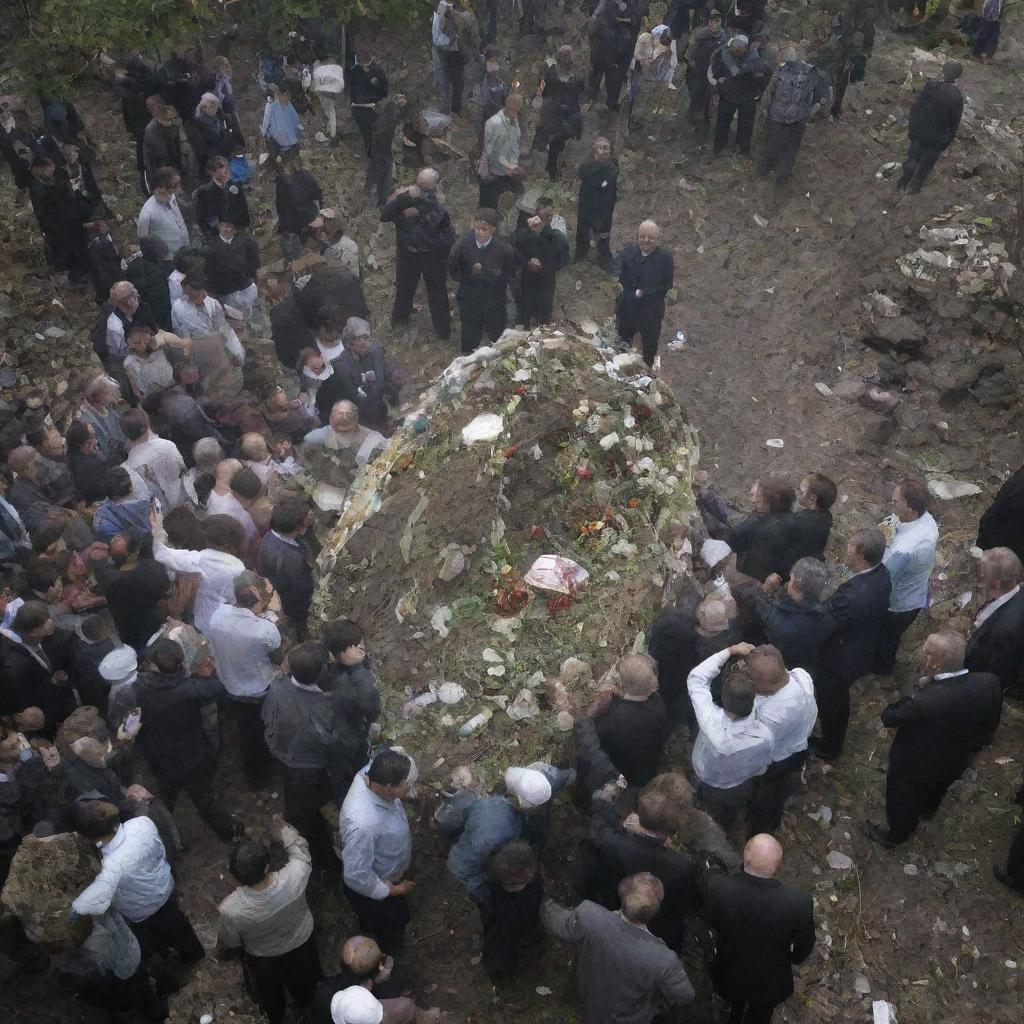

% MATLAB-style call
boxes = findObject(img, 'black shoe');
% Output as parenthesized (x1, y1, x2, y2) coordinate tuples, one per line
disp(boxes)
(806, 738, 837, 762)
(859, 819, 898, 849)
(993, 865, 1024, 894)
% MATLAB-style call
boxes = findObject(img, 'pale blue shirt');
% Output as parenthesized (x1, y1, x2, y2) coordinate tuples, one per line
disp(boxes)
(883, 511, 938, 612)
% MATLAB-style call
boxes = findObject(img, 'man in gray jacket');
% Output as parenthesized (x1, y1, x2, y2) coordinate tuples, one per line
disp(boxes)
(542, 871, 695, 1024)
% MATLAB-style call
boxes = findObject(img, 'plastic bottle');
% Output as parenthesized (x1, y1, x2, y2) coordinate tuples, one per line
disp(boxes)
(458, 708, 493, 738)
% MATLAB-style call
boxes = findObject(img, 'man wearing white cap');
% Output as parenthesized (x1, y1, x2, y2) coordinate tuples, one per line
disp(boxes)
(331, 985, 384, 1024)
(447, 762, 570, 906)
(100, 644, 141, 732)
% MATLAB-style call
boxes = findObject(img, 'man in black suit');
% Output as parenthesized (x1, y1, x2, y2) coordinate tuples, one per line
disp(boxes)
(965, 547, 1024, 695)
(977, 465, 1024, 564)
(994, 793, 1024, 896)
(861, 631, 1002, 848)
(781, 471, 836, 574)
(614, 220, 674, 368)
(807, 528, 891, 761)
(704, 833, 815, 1024)
(581, 787, 700, 951)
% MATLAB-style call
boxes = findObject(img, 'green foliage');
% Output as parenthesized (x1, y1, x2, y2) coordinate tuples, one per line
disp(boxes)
(10, 0, 214, 90)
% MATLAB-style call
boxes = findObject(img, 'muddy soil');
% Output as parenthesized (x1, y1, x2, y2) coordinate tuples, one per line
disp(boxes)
(0, 4, 1022, 1023)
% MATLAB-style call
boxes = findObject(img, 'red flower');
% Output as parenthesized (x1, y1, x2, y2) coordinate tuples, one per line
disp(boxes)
(575, 465, 593, 480)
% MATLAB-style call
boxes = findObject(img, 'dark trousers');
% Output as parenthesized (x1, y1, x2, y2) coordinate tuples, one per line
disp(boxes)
(758, 120, 805, 184)
(445, 52, 466, 114)
(747, 750, 806, 836)
(1006, 822, 1024, 881)
(158, 760, 235, 842)
(481, 875, 543, 980)
(366, 148, 394, 207)
(686, 69, 712, 125)
(588, 60, 628, 110)
(281, 764, 336, 867)
(813, 672, 855, 759)
(715, 98, 756, 154)
(897, 138, 944, 191)
(576, 213, 613, 269)
(343, 885, 410, 955)
(617, 305, 663, 366)
(517, 273, 556, 327)
(131, 892, 205, 994)
(695, 778, 754, 832)
(225, 696, 273, 785)
(478, 173, 522, 211)
(728, 1002, 776, 1023)
(351, 106, 376, 155)
(875, 608, 920, 675)
(243, 934, 322, 1024)
(459, 297, 507, 354)
(393, 248, 452, 338)
(886, 768, 960, 843)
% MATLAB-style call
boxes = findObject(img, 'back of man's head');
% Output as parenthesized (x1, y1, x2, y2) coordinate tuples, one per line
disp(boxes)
(850, 527, 886, 567)
(982, 547, 1024, 589)
(746, 645, 787, 693)
(367, 748, 412, 788)
(486, 838, 537, 890)
(229, 838, 270, 886)
(789, 557, 828, 603)
(743, 833, 783, 878)
(924, 631, 966, 674)
(204, 513, 244, 555)
(637, 790, 681, 836)
(120, 409, 150, 442)
(289, 641, 328, 687)
(722, 674, 756, 719)
(73, 799, 121, 840)
(150, 637, 185, 674)
(618, 871, 664, 925)
(341, 935, 383, 978)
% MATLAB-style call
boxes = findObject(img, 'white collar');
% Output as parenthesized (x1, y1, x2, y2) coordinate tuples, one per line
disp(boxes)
(270, 530, 300, 547)
(289, 676, 322, 694)
(933, 669, 969, 681)
(975, 584, 1020, 627)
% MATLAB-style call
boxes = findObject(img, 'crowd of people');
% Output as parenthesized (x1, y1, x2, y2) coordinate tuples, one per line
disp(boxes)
(0, 2, 1017, 1024)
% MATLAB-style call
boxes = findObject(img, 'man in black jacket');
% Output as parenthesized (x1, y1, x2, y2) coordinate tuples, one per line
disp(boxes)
(808, 528, 891, 761)
(126, 238, 173, 330)
(512, 198, 570, 328)
(257, 499, 315, 634)
(862, 631, 1001, 847)
(28, 156, 89, 282)
(276, 155, 322, 261)
(977, 464, 1024, 563)
(965, 547, 1024, 694)
(614, 220, 674, 367)
(203, 217, 260, 310)
(380, 168, 455, 339)
(196, 156, 250, 239)
(575, 136, 618, 270)
(709, 35, 770, 157)
(589, 0, 640, 112)
(704, 834, 815, 1024)
(348, 48, 389, 156)
(365, 93, 407, 208)
(683, 14, 726, 128)
(582, 787, 700, 951)
(133, 638, 235, 842)
(897, 61, 963, 193)
(530, 47, 584, 182)
(782, 471, 835, 573)
(448, 208, 515, 355)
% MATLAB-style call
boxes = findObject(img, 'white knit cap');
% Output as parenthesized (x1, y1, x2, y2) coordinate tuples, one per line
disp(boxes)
(331, 987, 384, 1024)
(98, 645, 138, 684)
(504, 766, 552, 808)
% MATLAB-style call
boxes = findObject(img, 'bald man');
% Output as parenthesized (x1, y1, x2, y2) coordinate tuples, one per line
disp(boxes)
(861, 631, 1001, 848)
(380, 168, 455, 340)
(965, 547, 1024, 694)
(613, 220, 674, 368)
(704, 835, 815, 1024)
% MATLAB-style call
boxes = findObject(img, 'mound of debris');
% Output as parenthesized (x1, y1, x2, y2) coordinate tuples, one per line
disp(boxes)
(313, 327, 699, 783)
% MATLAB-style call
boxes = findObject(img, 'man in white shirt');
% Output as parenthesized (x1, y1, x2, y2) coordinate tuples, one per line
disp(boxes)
(687, 645, 775, 832)
(339, 748, 416, 955)
(207, 571, 282, 788)
(71, 800, 204, 993)
(878, 476, 938, 674)
(171, 272, 245, 401)
(137, 166, 190, 258)
(120, 408, 186, 510)
(205, 459, 259, 557)
(739, 643, 818, 836)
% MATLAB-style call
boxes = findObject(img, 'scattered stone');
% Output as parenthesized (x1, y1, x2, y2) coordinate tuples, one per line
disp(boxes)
(814, 382, 833, 397)
(903, 863, 919, 876)
(854, 973, 872, 996)
(861, 315, 928, 355)
(826, 850, 855, 871)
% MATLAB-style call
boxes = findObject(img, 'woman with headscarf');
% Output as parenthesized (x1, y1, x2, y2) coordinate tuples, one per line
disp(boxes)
(185, 93, 244, 180)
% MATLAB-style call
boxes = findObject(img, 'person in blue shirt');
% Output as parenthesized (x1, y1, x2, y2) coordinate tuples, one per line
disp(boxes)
(261, 85, 303, 169)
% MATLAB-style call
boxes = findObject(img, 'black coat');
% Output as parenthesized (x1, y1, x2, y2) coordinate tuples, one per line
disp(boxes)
(724, 512, 789, 582)
(348, 62, 389, 105)
(594, 694, 670, 786)
(781, 508, 832, 574)
(0, 627, 75, 736)
(196, 179, 251, 236)
(88, 235, 123, 304)
(964, 589, 1024, 694)
(977, 464, 1024, 564)
(203, 234, 260, 296)
(380, 191, 455, 256)
(704, 871, 815, 1006)
(271, 292, 313, 367)
(710, 48, 770, 105)
(134, 668, 224, 783)
(614, 244, 674, 321)
(143, 119, 184, 176)
(908, 81, 963, 147)
(257, 531, 314, 626)
(448, 232, 515, 308)
(736, 585, 833, 675)
(185, 113, 244, 176)
(126, 250, 173, 330)
(92, 558, 173, 652)
(324, 661, 382, 768)
(647, 606, 699, 706)
(883, 671, 1001, 784)
(582, 797, 700, 950)
(818, 564, 891, 683)
(577, 159, 619, 230)
(293, 266, 369, 327)
(276, 169, 323, 235)
(68, 448, 112, 504)
(512, 225, 570, 284)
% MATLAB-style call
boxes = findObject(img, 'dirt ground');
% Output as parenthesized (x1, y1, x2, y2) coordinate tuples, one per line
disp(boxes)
(0, 3, 1023, 1022)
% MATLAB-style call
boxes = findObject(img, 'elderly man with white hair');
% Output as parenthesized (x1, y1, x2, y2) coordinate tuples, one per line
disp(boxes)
(102, 281, 158, 370)
(302, 400, 386, 466)
(613, 220, 674, 368)
(447, 761, 574, 907)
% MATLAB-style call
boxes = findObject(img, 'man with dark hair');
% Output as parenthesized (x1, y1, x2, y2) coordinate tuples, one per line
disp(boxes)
(275, 155, 322, 261)
(575, 136, 618, 270)
(687, 643, 775, 830)
(782, 471, 836, 570)
(122, 407, 186, 510)
(683, 13, 726, 128)
(808, 528, 891, 761)
(965, 547, 1024, 693)
(339, 748, 416, 954)
(142, 99, 184, 184)
(897, 61, 963, 193)
(207, 571, 281, 788)
(614, 220, 674, 369)
(203, 217, 260, 312)
(977, 463, 1024, 564)
(132, 637, 235, 841)
(217, 822, 320, 1024)
(380, 167, 455, 339)
(89, 537, 173, 652)
(348, 47, 390, 156)
(862, 631, 1001, 848)
(448, 207, 515, 355)
(542, 871, 695, 1023)
(258, 500, 315, 632)
(365, 92, 408, 208)
(262, 641, 338, 865)
(321, 618, 382, 796)
(28, 155, 90, 282)
(93, 467, 152, 542)
(137, 165, 189, 258)
(480, 839, 544, 980)
(530, 47, 584, 182)
(582, 787, 700, 951)
(713, 474, 795, 583)
(704, 834, 815, 1024)
(196, 155, 250, 237)
(71, 799, 205, 995)
(512, 196, 569, 328)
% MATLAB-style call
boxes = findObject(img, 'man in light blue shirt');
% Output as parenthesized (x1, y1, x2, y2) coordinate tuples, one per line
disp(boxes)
(261, 85, 303, 165)
(877, 476, 938, 674)
(431, 0, 460, 115)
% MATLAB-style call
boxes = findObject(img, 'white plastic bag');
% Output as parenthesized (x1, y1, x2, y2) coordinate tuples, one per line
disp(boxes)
(524, 554, 589, 594)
